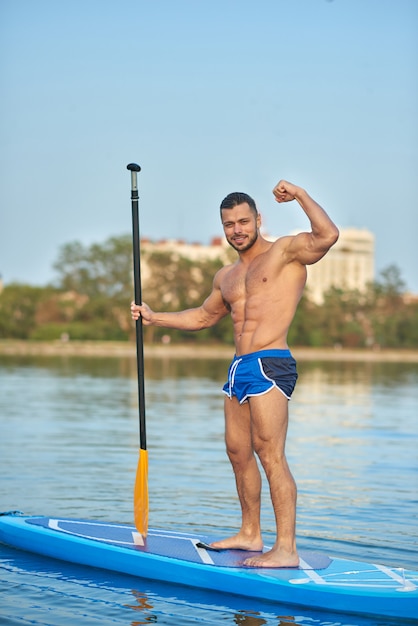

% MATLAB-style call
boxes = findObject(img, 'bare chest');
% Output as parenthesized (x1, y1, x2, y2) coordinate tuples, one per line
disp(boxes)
(221, 256, 275, 306)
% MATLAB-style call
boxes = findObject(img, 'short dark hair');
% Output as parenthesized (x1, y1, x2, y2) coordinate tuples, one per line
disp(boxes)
(220, 192, 258, 216)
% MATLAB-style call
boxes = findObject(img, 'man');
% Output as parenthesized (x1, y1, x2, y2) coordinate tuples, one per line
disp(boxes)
(131, 179, 339, 568)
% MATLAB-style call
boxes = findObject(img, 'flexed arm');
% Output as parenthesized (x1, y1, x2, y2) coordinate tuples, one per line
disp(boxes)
(130, 268, 230, 331)
(273, 180, 339, 265)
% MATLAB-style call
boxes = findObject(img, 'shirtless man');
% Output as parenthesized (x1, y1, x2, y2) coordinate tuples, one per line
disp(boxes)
(131, 180, 339, 567)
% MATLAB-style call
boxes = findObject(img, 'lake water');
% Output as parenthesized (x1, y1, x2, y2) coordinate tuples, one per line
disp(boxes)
(0, 353, 417, 625)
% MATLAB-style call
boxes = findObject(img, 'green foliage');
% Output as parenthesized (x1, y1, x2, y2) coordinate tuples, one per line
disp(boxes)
(288, 266, 417, 348)
(287, 294, 318, 346)
(53, 235, 133, 298)
(1, 237, 417, 347)
(0, 284, 54, 339)
(139, 250, 234, 344)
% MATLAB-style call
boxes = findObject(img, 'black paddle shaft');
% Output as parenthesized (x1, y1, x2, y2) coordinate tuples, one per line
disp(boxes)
(127, 163, 146, 450)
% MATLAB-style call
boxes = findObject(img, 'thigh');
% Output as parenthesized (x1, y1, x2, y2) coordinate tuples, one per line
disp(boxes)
(224, 396, 252, 456)
(249, 388, 289, 455)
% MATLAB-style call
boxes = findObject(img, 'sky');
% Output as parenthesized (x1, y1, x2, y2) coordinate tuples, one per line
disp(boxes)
(1, 0, 417, 292)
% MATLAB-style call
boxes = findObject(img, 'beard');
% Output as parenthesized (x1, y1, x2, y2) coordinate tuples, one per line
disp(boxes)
(227, 229, 259, 253)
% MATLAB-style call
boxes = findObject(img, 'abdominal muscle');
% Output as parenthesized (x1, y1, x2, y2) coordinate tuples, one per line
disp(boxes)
(222, 247, 307, 356)
(230, 292, 296, 355)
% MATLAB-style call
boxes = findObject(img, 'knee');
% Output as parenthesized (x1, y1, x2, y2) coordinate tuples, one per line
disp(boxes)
(226, 440, 254, 468)
(251, 433, 269, 459)
(253, 436, 285, 471)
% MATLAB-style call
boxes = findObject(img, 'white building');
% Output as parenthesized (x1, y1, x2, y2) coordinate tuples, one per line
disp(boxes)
(306, 228, 375, 304)
(141, 237, 231, 263)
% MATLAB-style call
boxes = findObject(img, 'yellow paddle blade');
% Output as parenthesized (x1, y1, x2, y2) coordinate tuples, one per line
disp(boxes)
(134, 448, 149, 537)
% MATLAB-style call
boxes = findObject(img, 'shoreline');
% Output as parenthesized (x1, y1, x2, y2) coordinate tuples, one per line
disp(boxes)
(0, 340, 417, 362)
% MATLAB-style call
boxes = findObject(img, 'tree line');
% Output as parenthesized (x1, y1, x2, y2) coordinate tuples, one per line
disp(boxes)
(1, 235, 417, 348)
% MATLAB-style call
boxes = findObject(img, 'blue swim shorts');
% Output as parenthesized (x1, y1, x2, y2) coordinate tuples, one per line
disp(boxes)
(222, 349, 298, 404)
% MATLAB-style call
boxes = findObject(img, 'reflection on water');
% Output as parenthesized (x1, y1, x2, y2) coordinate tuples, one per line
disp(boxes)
(291, 360, 417, 568)
(0, 354, 417, 625)
(0, 353, 229, 381)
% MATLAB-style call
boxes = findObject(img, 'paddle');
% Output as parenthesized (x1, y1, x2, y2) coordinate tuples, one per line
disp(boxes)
(127, 162, 148, 538)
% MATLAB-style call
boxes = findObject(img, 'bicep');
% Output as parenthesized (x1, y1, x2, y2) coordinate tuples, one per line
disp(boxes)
(282, 233, 331, 266)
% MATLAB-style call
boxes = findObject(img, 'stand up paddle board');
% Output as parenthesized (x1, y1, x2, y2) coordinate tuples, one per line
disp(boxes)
(0, 512, 416, 620)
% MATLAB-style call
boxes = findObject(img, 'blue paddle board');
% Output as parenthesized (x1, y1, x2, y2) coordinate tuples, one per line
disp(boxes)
(0, 512, 416, 620)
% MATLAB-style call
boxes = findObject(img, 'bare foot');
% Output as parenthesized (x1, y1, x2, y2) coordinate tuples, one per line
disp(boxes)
(243, 546, 299, 568)
(210, 532, 263, 552)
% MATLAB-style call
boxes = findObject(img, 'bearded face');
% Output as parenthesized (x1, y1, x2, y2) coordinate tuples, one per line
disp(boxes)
(221, 203, 261, 253)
